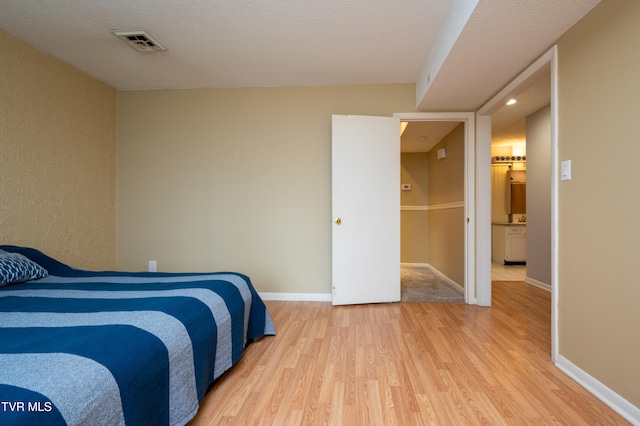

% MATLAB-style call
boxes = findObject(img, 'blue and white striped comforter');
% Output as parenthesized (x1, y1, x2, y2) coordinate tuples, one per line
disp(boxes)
(0, 247, 275, 426)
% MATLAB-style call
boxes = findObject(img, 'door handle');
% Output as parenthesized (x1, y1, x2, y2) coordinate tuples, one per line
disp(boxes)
(335, 217, 342, 225)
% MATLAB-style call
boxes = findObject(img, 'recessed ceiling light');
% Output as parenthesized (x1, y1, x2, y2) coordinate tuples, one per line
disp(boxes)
(506, 99, 517, 105)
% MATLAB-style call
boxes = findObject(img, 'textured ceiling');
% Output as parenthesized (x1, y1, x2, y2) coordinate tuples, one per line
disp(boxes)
(491, 73, 552, 146)
(0, 0, 599, 113)
(402, 121, 460, 153)
(0, 0, 451, 90)
(417, 0, 600, 110)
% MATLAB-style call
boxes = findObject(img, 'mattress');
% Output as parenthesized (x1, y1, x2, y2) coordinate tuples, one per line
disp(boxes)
(0, 246, 275, 425)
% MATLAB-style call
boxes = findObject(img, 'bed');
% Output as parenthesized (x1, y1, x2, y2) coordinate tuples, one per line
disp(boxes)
(0, 245, 275, 426)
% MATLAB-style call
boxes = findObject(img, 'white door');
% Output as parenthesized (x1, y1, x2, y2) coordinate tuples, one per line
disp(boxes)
(331, 114, 400, 305)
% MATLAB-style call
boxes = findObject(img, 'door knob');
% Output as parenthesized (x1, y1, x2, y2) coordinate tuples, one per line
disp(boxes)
(335, 217, 342, 225)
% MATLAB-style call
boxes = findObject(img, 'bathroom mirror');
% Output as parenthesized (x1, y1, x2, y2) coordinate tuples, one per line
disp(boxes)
(506, 170, 526, 214)
(508, 182, 526, 214)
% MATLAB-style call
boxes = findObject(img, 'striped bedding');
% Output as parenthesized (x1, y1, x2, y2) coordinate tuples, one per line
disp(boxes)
(0, 246, 275, 426)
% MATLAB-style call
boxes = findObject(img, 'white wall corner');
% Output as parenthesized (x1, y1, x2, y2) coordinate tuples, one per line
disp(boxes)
(475, 113, 492, 306)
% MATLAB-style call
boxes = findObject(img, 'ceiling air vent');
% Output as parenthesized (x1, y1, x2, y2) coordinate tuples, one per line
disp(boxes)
(112, 30, 167, 52)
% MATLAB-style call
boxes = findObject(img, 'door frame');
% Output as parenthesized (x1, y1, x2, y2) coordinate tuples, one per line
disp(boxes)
(476, 46, 559, 361)
(394, 112, 476, 304)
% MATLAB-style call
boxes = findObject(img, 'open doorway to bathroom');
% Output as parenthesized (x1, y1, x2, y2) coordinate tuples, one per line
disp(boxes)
(490, 73, 551, 286)
(477, 46, 556, 358)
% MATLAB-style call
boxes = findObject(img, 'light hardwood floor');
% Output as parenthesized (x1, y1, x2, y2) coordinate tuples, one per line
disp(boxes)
(190, 281, 628, 425)
(491, 262, 526, 281)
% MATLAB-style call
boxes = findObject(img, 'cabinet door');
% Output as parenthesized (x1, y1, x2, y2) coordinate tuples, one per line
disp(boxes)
(506, 233, 526, 261)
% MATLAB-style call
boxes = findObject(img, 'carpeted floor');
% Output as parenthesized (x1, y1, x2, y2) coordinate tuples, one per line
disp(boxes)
(401, 265, 464, 303)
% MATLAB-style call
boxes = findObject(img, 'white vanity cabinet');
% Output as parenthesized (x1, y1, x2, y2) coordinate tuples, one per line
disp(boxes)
(492, 224, 526, 264)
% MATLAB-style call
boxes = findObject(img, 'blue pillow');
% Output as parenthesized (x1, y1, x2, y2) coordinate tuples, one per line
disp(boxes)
(0, 251, 49, 287)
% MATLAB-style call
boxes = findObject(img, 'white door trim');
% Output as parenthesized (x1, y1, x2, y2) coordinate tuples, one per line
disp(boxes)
(476, 46, 559, 361)
(394, 112, 476, 304)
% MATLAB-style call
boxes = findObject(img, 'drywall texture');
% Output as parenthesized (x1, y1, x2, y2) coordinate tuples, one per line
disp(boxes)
(426, 124, 465, 286)
(0, 29, 116, 270)
(400, 210, 429, 264)
(427, 124, 465, 205)
(525, 105, 551, 286)
(401, 153, 429, 206)
(117, 85, 416, 293)
(401, 152, 429, 263)
(557, 0, 640, 407)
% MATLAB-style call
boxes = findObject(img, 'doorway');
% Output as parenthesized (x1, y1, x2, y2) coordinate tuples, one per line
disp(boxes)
(489, 73, 551, 283)
(400, 120, 465, 303)
(477, 46, 558, 360)
(331, 113, 474, 306)
(394, 112, 475, 304)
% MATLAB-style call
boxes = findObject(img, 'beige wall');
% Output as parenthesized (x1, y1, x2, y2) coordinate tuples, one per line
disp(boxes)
(428, 124, 465, 204)
(0, 29, 117, 270)
(401, 152, 429, 263)
(427, 123, 465, 285)
(427, 208, 465, 285)
(117, 85, 416, 293)
(525, 105, 551, 286)
(557, 0, 640, 407)
(401, 153, 429, 206)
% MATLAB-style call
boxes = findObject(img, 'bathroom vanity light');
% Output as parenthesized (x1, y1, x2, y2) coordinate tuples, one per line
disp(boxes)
(512, 145, 525, 157)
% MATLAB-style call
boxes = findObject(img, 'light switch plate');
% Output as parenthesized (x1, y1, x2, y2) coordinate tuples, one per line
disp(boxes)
(561, 160, 572, 181)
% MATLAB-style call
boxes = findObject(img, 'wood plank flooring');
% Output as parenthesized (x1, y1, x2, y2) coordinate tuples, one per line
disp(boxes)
(190, 281, 629, 425)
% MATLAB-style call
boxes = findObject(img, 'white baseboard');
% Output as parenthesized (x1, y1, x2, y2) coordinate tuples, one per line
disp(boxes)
(555, 355, 640, 425)
(525, 276, 551, 292)
(261, 264, 464, 303)
(259, 292, 332, 302)
(401, 262, 429, 268)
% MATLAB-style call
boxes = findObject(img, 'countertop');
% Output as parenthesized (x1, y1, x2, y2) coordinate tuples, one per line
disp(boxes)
(492, 222, 526, 226)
